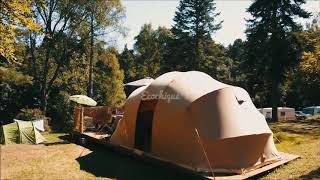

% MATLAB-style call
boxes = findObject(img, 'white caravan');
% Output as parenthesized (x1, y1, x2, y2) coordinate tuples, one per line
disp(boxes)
(258, 107, 296, 121)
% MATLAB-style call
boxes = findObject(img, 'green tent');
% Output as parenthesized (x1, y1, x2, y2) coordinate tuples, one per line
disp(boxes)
(0, 120, 46, 145)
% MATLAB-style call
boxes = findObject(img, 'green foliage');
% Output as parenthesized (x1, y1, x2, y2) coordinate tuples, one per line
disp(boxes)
(26, 0, 125, 112)
(0, 67, 34, 124)
(1, 0, 126, 130)
(0, 0, 40, 62)
(134, 24, 172, 79)
(44, 53, 89, 131)
(226, 39, 247, 86)
(197, 40, 230, 81)
(285, 29, 320, 107)
(55, 53, 89, 95)
(171, 0, 222, 68)
(47, 91, 75, 132)
(76, 0, 125, 38)
(119, 45, 137, 83)
(118, 25, 173, 82)
(76, 0, 125, 97)
(0, 67, 33, 86)
(172, 0, 222, 38)
(162, 0, 229, 81)
(94, 49, 126, 108)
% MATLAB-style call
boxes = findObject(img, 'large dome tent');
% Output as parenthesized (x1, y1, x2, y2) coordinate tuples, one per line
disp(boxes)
(110, 71, 281, 174)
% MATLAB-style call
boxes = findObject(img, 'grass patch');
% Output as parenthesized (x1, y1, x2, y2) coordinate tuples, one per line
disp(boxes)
(273, 132, 304, 149)
(42, 132, 68, 143)
(261, 118, 320, 180)
(0, 133, 108, 180)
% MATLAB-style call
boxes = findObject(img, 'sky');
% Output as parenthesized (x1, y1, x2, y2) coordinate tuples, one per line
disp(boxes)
(115, 0, 320, 50)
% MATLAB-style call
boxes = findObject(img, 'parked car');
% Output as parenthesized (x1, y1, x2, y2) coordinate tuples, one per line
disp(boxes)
(302, 106, 320, 116)
(295, 111, 310, 120)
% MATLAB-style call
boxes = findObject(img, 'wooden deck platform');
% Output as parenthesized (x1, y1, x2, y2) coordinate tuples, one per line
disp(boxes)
(210, 152, 299, 180)
(79, 132, 300, 180)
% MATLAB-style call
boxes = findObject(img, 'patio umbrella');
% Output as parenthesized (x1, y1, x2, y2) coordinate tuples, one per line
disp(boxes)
(69, 95, 97, 106)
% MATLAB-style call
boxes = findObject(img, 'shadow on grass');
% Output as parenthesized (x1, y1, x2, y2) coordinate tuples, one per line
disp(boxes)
(44, 141, 70, 146)
(300, 167, 320, 180)
(76, 144, 206, 180)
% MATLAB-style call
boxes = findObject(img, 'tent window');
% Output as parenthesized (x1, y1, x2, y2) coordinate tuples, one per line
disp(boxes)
(280, 112, 285, 116)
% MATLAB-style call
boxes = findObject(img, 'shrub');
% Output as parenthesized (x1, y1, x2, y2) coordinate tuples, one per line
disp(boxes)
(15, 108, 44, 121)
(47, 91, 75, 132)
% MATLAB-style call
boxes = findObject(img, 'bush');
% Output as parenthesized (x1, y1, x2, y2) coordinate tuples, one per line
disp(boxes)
(0, 67, 34, 124)
(15, 108, 44, 121)
(47, 91, 75, 132)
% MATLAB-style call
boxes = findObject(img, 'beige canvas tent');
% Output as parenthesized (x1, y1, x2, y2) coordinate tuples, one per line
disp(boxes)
(110, 71, 281, 174)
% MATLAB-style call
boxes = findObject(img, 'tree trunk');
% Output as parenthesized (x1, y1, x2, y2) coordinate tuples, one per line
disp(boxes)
(271, 78, 279, 122)
(40, 37, 51, 115)
(41, 88, 47, 114)
(88, 11, 94, 97)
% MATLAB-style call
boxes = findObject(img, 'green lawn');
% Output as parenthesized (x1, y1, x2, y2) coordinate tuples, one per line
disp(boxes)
(1, 118, 319, 180)
(261, 117, 320, 180)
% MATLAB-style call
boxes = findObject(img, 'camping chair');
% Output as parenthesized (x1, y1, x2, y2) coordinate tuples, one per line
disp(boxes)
(95, 115, 122, 139)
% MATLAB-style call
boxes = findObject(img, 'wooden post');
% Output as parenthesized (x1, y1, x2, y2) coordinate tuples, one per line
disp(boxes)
(80, 107, 84, 133)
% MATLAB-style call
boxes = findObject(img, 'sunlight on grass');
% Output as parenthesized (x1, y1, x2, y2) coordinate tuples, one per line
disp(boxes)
(42, 132, 67, 143)
(273, 132, 304, 151)
(261, 119, 320, 180)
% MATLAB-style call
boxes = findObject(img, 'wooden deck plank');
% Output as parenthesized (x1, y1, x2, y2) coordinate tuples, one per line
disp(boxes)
(210, 152, 299, 180)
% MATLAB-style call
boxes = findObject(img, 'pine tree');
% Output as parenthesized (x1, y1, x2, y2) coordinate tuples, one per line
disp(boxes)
(245, 0, 310, 121)
(119, 45, 136, 83)
(134, 24, 161, 79)
(172, 0, 221, 40)
(226, 39, 247, 86)
(167, 0, 226, 78)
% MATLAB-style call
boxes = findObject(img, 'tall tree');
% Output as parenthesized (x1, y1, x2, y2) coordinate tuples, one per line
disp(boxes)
(31, 0, 86, 113)
(82, 0, 125, 97)
(134, 24, 172, 79)
(170, 0, 222, 70)
(28, 0, 124, 113)
(246, 0, 310, 121)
